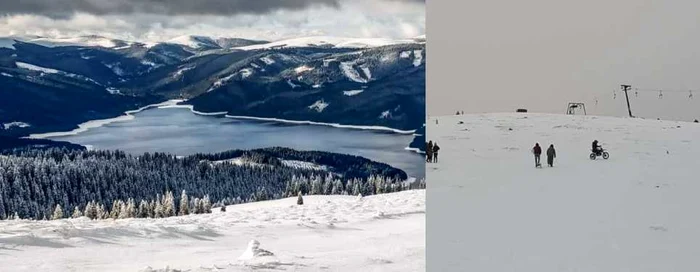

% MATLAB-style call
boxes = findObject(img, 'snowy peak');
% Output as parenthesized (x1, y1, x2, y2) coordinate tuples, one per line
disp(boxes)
(165, 35, 221, 50)
(25, 35, 128, 48)
(0, 37, 18, 49)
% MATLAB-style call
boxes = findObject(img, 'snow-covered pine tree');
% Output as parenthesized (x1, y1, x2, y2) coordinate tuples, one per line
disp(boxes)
(118, 200, 128, 219)
(84, 201, 96, 219)
(126, 198, 136, 218)
(72, 206, 83, 218)
(96, 203, 107, 219)
(352, 179, 362, 196)
(192, 198, 201, 214)
(138, 200, 149, 218)
(310, 175, 322, 195)
(51, 204, 63, 220)
(148, 200, 156, 218)
(110, 200, 121, 219)
(179, 190, 189, 216)
(165, 191, 176, 217)
(297, 192, 304, 205)
(203, 195, 212, 213)
(154, 198, 163, 218)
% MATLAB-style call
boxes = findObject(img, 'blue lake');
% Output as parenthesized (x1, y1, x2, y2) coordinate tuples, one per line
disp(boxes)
(48, 107, 425, 178)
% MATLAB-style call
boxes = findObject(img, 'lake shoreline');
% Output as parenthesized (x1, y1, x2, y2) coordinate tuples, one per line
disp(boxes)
(29, 99, 418, 139)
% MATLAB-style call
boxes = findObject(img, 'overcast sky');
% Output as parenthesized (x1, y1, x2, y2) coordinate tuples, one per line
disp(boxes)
(429, 0, 700, 121)
(0, 0, 425, 42)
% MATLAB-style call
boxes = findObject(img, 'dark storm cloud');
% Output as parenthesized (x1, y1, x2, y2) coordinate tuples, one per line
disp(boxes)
(0, 0, 423, 18)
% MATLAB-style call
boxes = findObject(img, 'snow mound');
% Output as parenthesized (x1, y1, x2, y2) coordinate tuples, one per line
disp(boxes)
(428, 113, 700, 271)
(238, 239, 275, 261)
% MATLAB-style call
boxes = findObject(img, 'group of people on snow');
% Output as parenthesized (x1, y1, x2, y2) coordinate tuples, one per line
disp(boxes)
(531, 143, 556, 168)
(426, 141, 440, 163)
(531, 140, 604, 168)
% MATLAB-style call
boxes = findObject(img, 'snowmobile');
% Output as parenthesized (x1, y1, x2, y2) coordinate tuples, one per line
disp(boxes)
(589, 148, 609, 160)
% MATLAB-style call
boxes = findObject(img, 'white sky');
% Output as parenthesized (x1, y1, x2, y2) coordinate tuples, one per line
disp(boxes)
(428, 0, 700, 121)
(0, 0, 425, 42)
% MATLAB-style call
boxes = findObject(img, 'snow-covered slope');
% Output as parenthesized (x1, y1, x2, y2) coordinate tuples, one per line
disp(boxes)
(0, 190, 425, 272)
(165, 35, 221, 50)
(26, 35, 126, 48)
(428, 113, 700, 271)
(236, 36, 417, 51)
(0, 37, 17, 49)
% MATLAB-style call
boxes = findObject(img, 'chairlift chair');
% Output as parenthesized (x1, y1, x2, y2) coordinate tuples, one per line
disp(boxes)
(566, 103, 587, 115)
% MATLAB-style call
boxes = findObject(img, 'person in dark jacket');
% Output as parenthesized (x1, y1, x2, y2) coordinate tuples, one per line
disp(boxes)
(546, 144, 556, 167)
(426, 141, 433, 163)
(532, 143, 542, 167)
(592, 140, 601, 155)
(432, 143, 440, 163)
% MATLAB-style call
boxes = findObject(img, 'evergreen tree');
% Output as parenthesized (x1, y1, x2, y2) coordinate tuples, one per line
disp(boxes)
(297, 192, 304, 205)
(202, 195, 212, 213)
(138, 200, 149, 218)
(71, 206, 83, 218)
(110, 200, 121, 219)
(179, 190, 189, 216)
(51, 204, 63, 220)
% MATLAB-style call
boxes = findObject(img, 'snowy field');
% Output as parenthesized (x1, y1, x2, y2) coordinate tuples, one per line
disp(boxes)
(427, 113, 700, 271)
(0, 190, 425, 272)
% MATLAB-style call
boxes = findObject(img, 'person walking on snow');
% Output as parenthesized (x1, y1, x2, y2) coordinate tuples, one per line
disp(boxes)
(432, 142, 440, 163)
(546, 144, 556, 167)
(532, 143, 542, 168)
(426, 141, 433, 163)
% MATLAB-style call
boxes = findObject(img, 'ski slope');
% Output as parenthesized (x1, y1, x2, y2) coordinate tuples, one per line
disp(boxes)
(427, 113, 700, 271)
(0, 190, 424, 272)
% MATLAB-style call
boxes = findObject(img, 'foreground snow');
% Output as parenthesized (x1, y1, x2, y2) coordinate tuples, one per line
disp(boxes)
(0, 190, 425, 272)
(428, 113, 700, 271)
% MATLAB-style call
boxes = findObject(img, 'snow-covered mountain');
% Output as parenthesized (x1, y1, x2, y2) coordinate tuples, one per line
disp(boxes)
(235, 35, 418, 51)
(428, 113, 700, 271)
(164, 35, 222, 50)
(0, 34, 425, 137)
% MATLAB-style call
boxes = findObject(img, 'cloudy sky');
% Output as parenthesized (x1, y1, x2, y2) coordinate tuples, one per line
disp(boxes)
(0, 0, 425, 42)
(428, 0, 700, 121)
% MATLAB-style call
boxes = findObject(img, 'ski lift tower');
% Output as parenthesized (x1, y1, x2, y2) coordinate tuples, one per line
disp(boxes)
(566, 103, 587, 115)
